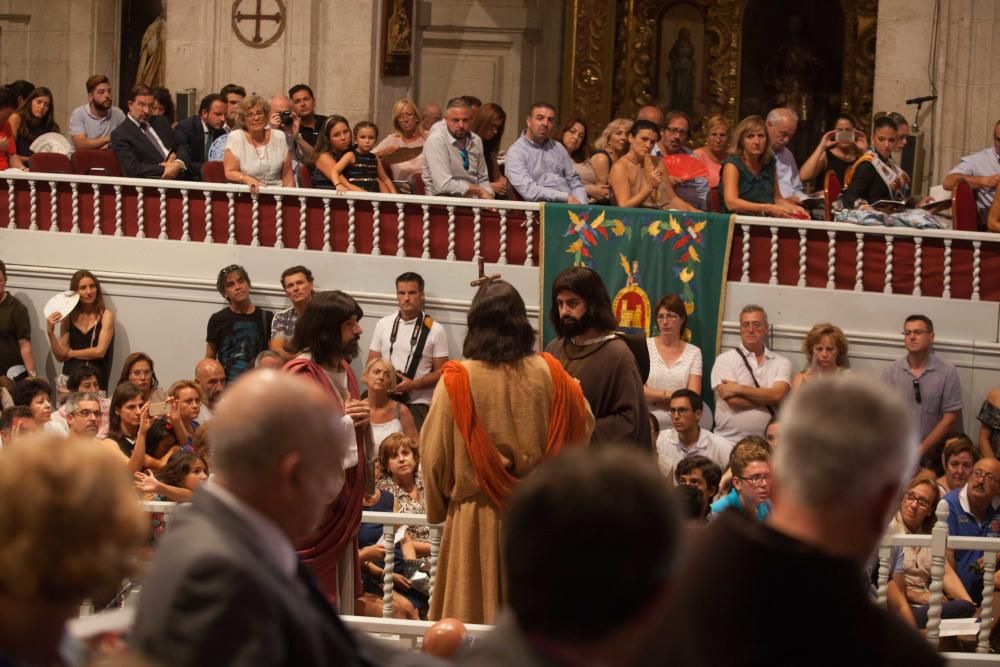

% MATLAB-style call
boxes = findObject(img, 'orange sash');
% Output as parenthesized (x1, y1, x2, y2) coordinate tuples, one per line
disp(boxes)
(441, 352, 589, 509)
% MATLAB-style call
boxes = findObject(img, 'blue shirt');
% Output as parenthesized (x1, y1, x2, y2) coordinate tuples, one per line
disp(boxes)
(504, 133, 588, 203)
(946, 146, 1000, 226)
(709, 488, 770, 522)
(945, 485, 1000, 603)
(774, 146, 806, 198)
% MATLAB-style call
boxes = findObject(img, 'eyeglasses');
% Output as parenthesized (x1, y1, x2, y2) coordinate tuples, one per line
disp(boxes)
(902, 492, 932, 510)
(664, 126, 688, 135)
(738, 473, 771, 487)
(244, 110, 266, 120)
(740, 321, 766, 330)
(912, 378, 922, 404)
(458, 148, 469, 171)
(972, 469, 999, 484)
(902, 329, 929, 336)
(668, 407, 692, 415)
(397, 112, 417, 119)
(73, 409, 102, 418)
(656, 312, 682, 321)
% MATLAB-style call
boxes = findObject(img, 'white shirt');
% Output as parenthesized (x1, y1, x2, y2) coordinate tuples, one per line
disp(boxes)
(204, 481, 298, 579)
(645, 338, 703, 430)
(774, 146, 806, 198)
(656, 426, 734, 478)
(369, 312, 449, 405)
(711, 344, 791, 442)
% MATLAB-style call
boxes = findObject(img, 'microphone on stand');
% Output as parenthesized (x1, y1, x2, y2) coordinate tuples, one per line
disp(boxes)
(905, 95, 937, 105)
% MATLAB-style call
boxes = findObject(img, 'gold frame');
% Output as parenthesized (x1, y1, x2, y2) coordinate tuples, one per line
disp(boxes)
(562, 0, 878, 131)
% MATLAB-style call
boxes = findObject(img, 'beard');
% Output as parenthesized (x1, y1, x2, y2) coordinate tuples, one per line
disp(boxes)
(559, 310, 593, 338)
(339, 336, 361, 361)
(93, 98, 112, 111)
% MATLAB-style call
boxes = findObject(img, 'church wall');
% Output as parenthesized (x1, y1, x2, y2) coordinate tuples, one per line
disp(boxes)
(874, 0, 1000, 190)
(0, 0, 118, 131)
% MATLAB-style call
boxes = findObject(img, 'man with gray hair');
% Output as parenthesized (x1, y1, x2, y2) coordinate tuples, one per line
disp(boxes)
(421, 97, 494, 199)
(132, 371, 413, 665)
(711, 304, 791, 443)
(660, 376, 942, 664)
(64, 391, 103, 439)
(766, 107, 806, 201)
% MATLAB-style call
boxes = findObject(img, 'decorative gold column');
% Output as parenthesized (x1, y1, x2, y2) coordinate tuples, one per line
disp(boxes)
(560, 0, 618, 135)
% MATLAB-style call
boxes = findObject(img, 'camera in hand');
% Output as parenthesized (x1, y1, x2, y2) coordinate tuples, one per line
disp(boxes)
(280, 111, 294, 126)
(834, 130, 854, 143)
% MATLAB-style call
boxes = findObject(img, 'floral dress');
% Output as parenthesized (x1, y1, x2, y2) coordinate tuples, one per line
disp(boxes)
(376, 469, 430, 545)
(979, 398, 1000, 457)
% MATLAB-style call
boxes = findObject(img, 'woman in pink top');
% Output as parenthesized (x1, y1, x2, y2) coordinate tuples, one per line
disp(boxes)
(374, 98, 426, 193)
(693, 114, 730, 190)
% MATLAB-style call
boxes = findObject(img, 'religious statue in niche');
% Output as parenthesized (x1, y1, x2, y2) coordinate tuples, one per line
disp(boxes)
(764, 15, 820, 121)
(136, 10, 165, 87)
(381, 0, 413, 76)
(666, 27, 695, 116)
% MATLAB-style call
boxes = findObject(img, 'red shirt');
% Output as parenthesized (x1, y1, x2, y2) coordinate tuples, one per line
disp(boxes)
(0, 121, 14, 169)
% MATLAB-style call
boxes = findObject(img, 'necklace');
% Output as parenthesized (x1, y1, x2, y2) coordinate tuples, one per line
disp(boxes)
(248, 131, 268, 160)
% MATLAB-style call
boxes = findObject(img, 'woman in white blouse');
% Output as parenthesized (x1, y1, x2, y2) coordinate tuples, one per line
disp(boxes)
(223, 95, 294, 194)
(644, 293, 703, 430)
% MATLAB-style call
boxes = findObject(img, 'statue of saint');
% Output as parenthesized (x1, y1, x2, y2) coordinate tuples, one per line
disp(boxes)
(136, 13, 166, 88)
(667, 27, 695, 116)
(387, 0, 412, 55)
(764, 15, 820, 121)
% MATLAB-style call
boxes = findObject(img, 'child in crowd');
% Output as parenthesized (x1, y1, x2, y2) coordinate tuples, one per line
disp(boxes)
(135, 449, 209, 503)
(331, 121, 397, 194)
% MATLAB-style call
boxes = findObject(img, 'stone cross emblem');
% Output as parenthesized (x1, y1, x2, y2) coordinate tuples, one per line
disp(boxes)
(231, 0, 286, 48)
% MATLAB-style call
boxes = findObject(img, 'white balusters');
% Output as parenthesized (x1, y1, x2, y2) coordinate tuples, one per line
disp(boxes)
(524, 210, 535, 267)
(421, 204, 430, 259)
(446, 205, 456, 261)
(740, 223, 750, 282)
(875, 546, 891, 607)
(883, 235, 894, 294)
(70, 182, 80, 234)
(796, 228, 806, 287)
(274, 195, 284, 249)
(157, 187, 167, 240)
(90, 183, 101, 235)
(972, 240, 982, 301)
(428, 525, 441, 612)
(297, 196, 307, 250)
(371, 200, 381, 256)
(826, 230, 836, 289)
(113, 185, 123, 237)
(321, 197, 332, 251)
(942, 239, 952, 298)
(768, 226, 778, 285)
(346, 199, 356, 254)
(136, 186, 145, 238)
(250, 193, 260, 247)
(5, 179, 14, 229)
(203, 190, 213, 243)
(396, 203, 406, 257)
(472, 207, 482, 260)
(979, 549, 996, 653)
(28, 180, 37, 230)
(382, 524, 396, 618)
(498, 208, 509, 265)
(48, 181, 58, 232)
(226, 192, 236, 244)
(926, 499, 949, 643)
(912, 237, 922, 296)
(180, 189, 191, 242)
(854, 233, 864, 291)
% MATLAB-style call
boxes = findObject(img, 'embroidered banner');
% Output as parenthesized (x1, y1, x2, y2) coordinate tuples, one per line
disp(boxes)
(540, 204, 734, 412)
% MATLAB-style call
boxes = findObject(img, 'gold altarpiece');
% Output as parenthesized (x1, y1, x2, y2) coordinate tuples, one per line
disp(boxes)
(562, 0, 878, 153)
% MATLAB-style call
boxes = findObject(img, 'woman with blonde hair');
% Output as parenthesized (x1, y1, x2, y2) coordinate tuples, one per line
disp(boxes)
(720, 115, 806, 218)
(693, 114, 730, 189)
(791, 322, 850, 390)
(591, 117, 633, 186)
(363, 356, 419, 446)
(223, 94, 294, 194)
(374, 98, 427, 192)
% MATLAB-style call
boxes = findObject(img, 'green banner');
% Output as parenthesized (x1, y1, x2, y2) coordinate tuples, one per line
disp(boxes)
(540, 204, 734, 411)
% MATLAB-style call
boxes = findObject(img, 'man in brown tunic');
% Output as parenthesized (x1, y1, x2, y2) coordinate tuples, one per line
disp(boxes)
(545, 266, 652, 449)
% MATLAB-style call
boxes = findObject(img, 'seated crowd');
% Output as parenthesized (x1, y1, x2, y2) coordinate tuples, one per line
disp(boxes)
(0, 75, 997, 231)
(0, 245, 998, 663)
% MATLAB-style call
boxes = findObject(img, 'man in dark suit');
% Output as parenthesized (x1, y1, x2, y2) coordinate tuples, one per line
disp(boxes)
(110, 83, 185, 179)
(174, 93, 227, 181)
(130, 370, 417, 666)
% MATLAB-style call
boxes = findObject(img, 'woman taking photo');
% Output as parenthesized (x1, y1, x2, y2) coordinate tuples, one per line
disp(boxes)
(887, 476, 976, 629)
(374, 98, 426, 192)
(558, 117, 610, 203)
(836, 115, 944, 229)
(791, 323, 850, 390)
(116, 352, 166, 403)
(799, 114, 868, 186)
(720, 115, 807, 218)
(470, 103, 508, 198)
(9, 86, 58, 163)
(644, 293, 702, 430)
(223, 95, 294, 194)
(693, 114, 730, 190)
(46, 270, 115, 392)
(609, 120, 695, 211)
(308, 115, 353, 189)
(364, 357, 419, 447)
